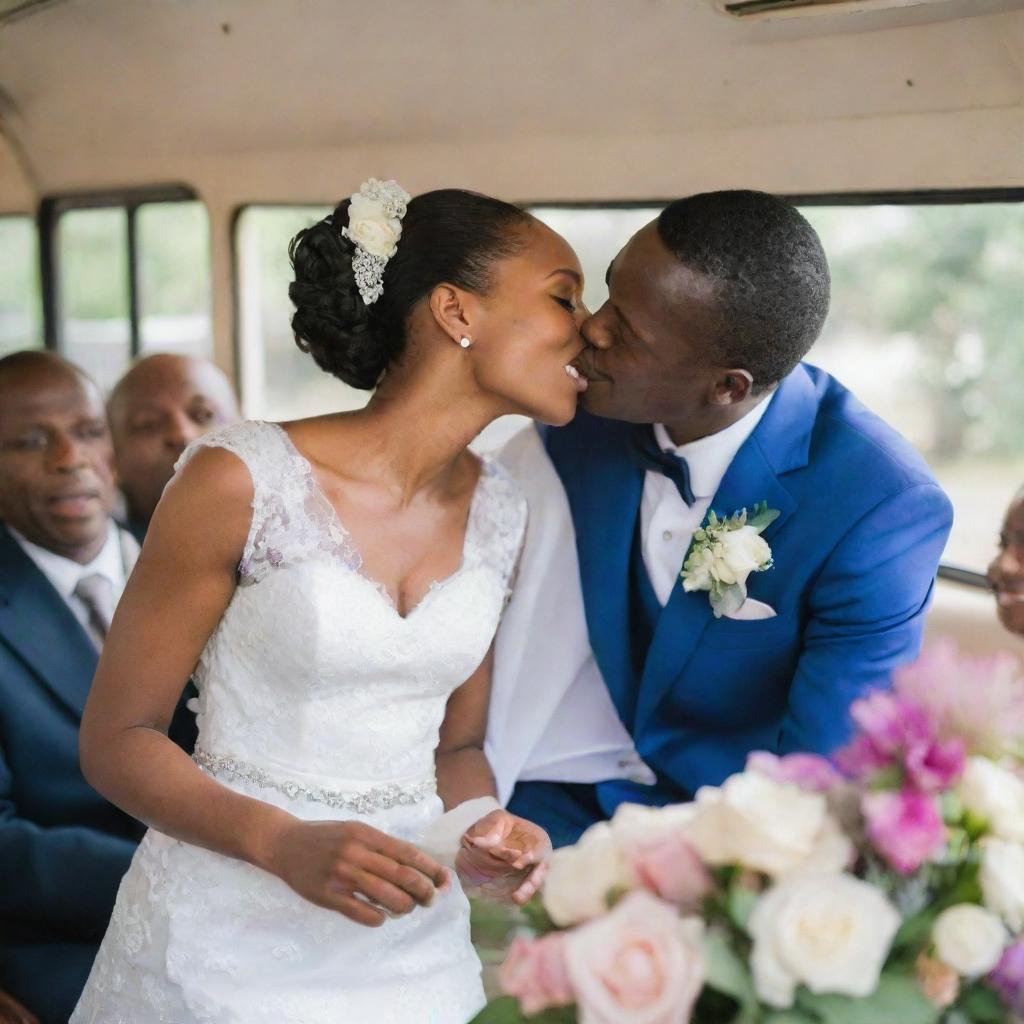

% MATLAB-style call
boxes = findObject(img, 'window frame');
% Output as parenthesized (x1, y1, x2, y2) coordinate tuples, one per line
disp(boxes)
(38, 183, 201, 357)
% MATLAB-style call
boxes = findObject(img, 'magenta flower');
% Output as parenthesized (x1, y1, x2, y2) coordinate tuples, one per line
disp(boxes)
(747, 751, 843, 792)
(851, 691, 933, 756)
(988, 939, 1024, 1013)
(895, 640, 1024, 758)
(904, 735, 966, 793)
(862, 789, 946, 875)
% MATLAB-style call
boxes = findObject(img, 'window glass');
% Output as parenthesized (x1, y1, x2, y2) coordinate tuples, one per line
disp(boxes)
(530, 201, 1024, 571)
(0, 215, 42, 356)
(236, 205, 371, 420)
(58, 207, 131, 392)
(137, 200, 213, 358)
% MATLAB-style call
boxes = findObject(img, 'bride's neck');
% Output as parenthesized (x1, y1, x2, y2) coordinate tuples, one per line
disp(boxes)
(351, 356, 504, 505)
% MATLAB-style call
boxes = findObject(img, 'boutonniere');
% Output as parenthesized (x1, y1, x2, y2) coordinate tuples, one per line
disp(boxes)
(680, 502, 780, 618)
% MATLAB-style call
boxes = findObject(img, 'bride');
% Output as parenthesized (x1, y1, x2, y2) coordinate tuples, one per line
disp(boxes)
(71, 181, 588, 1023)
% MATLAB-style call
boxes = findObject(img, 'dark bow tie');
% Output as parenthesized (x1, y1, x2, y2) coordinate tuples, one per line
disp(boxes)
(631, 424, 696, 507)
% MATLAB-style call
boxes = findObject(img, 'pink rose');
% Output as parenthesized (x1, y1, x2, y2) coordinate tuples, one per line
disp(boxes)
(500, 934, 574, 1016)
(747, 752, 843, 792)
(564, 891, 705, 1024)
(622, 830, 712, 910)
(862, 789, 946, 875)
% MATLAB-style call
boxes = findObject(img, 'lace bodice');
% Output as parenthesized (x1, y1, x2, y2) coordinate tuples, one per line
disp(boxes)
(179, 420, 528, 789)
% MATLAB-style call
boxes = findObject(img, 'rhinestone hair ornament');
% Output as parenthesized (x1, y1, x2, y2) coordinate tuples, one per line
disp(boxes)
(340, 178, 411, 306)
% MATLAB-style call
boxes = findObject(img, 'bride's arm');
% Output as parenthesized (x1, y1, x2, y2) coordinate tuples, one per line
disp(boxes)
(80, 448, 447, 926)
(436, 648, 551, 903)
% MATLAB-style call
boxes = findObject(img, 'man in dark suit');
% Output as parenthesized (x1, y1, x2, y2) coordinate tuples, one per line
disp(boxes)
(490, 192, 953, 847)
(0, 351, 194, 1024)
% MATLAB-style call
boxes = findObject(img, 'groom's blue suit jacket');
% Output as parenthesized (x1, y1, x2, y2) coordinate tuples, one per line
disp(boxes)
(0, 521, 196, 1023)
(543, 363, 953, 813)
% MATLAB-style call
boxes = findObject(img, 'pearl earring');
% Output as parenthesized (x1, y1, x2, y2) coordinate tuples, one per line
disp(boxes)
(459, 337, 472, 349)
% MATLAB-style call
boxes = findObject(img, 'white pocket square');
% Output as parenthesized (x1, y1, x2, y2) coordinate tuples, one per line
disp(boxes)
(723, 598, 777, 621)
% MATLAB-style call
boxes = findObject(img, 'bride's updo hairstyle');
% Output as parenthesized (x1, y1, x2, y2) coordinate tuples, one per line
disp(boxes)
(288, 189, 532, 390)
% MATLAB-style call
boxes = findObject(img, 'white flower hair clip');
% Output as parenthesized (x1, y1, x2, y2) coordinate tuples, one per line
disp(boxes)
(341, 178, 411, 305)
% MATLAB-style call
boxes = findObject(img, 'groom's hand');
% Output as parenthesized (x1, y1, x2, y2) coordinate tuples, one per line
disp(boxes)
(457, 810, 552, 905)
(266, 819, 450, 927)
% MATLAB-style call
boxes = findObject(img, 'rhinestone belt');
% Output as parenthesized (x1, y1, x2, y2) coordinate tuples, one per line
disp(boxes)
(193, 749, 436, 815)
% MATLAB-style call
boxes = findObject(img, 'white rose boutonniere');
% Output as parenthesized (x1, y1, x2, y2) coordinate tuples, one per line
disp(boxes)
(681, 502, 780, 617)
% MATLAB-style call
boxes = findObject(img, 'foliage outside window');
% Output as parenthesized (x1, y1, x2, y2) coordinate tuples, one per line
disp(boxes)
(531, 201, 1024, 572)
(0, 215, 42, 356)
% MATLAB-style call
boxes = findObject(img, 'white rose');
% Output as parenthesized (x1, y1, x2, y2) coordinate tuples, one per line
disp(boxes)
(683, 771, 852, 878)
(609, 801, 698, 844)
(980, 838, 1024, 931)
(346, 193, 403, 258)
(932, 904, 1008, 977)
(749, 873, 900, 1008)
(542, 822, 631, 927)
(960, 757, 1024, 842)
(715, 526, 772, 587)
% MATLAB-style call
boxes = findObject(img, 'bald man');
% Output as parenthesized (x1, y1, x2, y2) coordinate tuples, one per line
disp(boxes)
(108, 353, 239, 540)
(0, 351, 195, 1024)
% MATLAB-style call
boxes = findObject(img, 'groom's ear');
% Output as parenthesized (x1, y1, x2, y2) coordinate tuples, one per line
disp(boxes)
(710, 368, 754, 406)
(429, 284, 473, 345)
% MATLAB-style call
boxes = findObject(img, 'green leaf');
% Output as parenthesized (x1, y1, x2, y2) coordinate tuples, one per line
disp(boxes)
(468, 996, 531, 1024)
(795, 973, 939, 1024)
(519, 897, 556, 935)
(704, 928, 758, 1011)
(763, 1013, 820, 1024)
(726, 881, 759, 933)
(956, 982, 1007, 1023)
(748, 504, 781, 532)
(892, 906, 938, 952)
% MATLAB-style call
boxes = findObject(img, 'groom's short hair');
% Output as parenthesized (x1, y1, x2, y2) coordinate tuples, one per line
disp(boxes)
(657, 191, 830, 393)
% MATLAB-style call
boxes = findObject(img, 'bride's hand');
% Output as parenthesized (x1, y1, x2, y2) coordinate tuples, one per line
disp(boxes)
(456, 810, 552, 905)
(266, 818, 451, 927)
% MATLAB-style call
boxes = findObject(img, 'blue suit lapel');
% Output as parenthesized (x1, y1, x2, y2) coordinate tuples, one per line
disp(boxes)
(0, 523, 99, 719)
(550, 424, 645, 724)
(633, 367, 817, 732)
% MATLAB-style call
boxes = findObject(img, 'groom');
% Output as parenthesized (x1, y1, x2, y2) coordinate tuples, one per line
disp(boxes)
(487, 190, 953, 847)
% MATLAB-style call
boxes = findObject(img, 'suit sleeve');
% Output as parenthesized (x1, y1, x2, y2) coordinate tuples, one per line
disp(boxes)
(0, 741, 136, 941)
(778, 481, 954, 755)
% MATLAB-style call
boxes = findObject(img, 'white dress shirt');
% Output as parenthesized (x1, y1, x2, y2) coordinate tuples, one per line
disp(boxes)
(641, 401, 771, 606)
(9, 521, 133, 635)
(487, 397, 772, 802)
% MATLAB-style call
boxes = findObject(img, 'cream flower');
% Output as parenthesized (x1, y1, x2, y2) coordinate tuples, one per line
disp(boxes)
(345, 191, 404, 259)
(715, 527, 772, 586)
(980, 838, 1024, 931)
(542, 822, 632, 927)
(959, 756, 1024, 842)
(932, 904, 1008, 977)
(749, 873, 900, 1008)
(682, 770, 852, 878)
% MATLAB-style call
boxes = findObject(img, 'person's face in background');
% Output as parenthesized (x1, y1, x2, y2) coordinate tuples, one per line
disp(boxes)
(989, 493, 1024, 637)
(0, 355, 116, 564)
(108, 354, 239, 525)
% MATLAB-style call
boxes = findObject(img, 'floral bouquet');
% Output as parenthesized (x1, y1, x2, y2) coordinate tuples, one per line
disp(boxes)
(471, 642, 1024, 1024)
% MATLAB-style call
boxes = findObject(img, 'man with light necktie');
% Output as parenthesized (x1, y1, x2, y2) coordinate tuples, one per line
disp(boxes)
(0, 351, 194, 1024)
(487, 191, 953, 847)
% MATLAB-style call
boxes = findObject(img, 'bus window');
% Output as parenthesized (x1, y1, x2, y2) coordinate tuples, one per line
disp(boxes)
(0, 215, 42, 357)
(137, 200, 213, 359)
(58, 207, 131, 392)
(236, 204, 370, 420)
(530, 199, 1024, 575)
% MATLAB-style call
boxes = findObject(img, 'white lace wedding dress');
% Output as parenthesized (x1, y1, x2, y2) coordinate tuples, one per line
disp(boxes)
(71, 420, 527, 1024)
